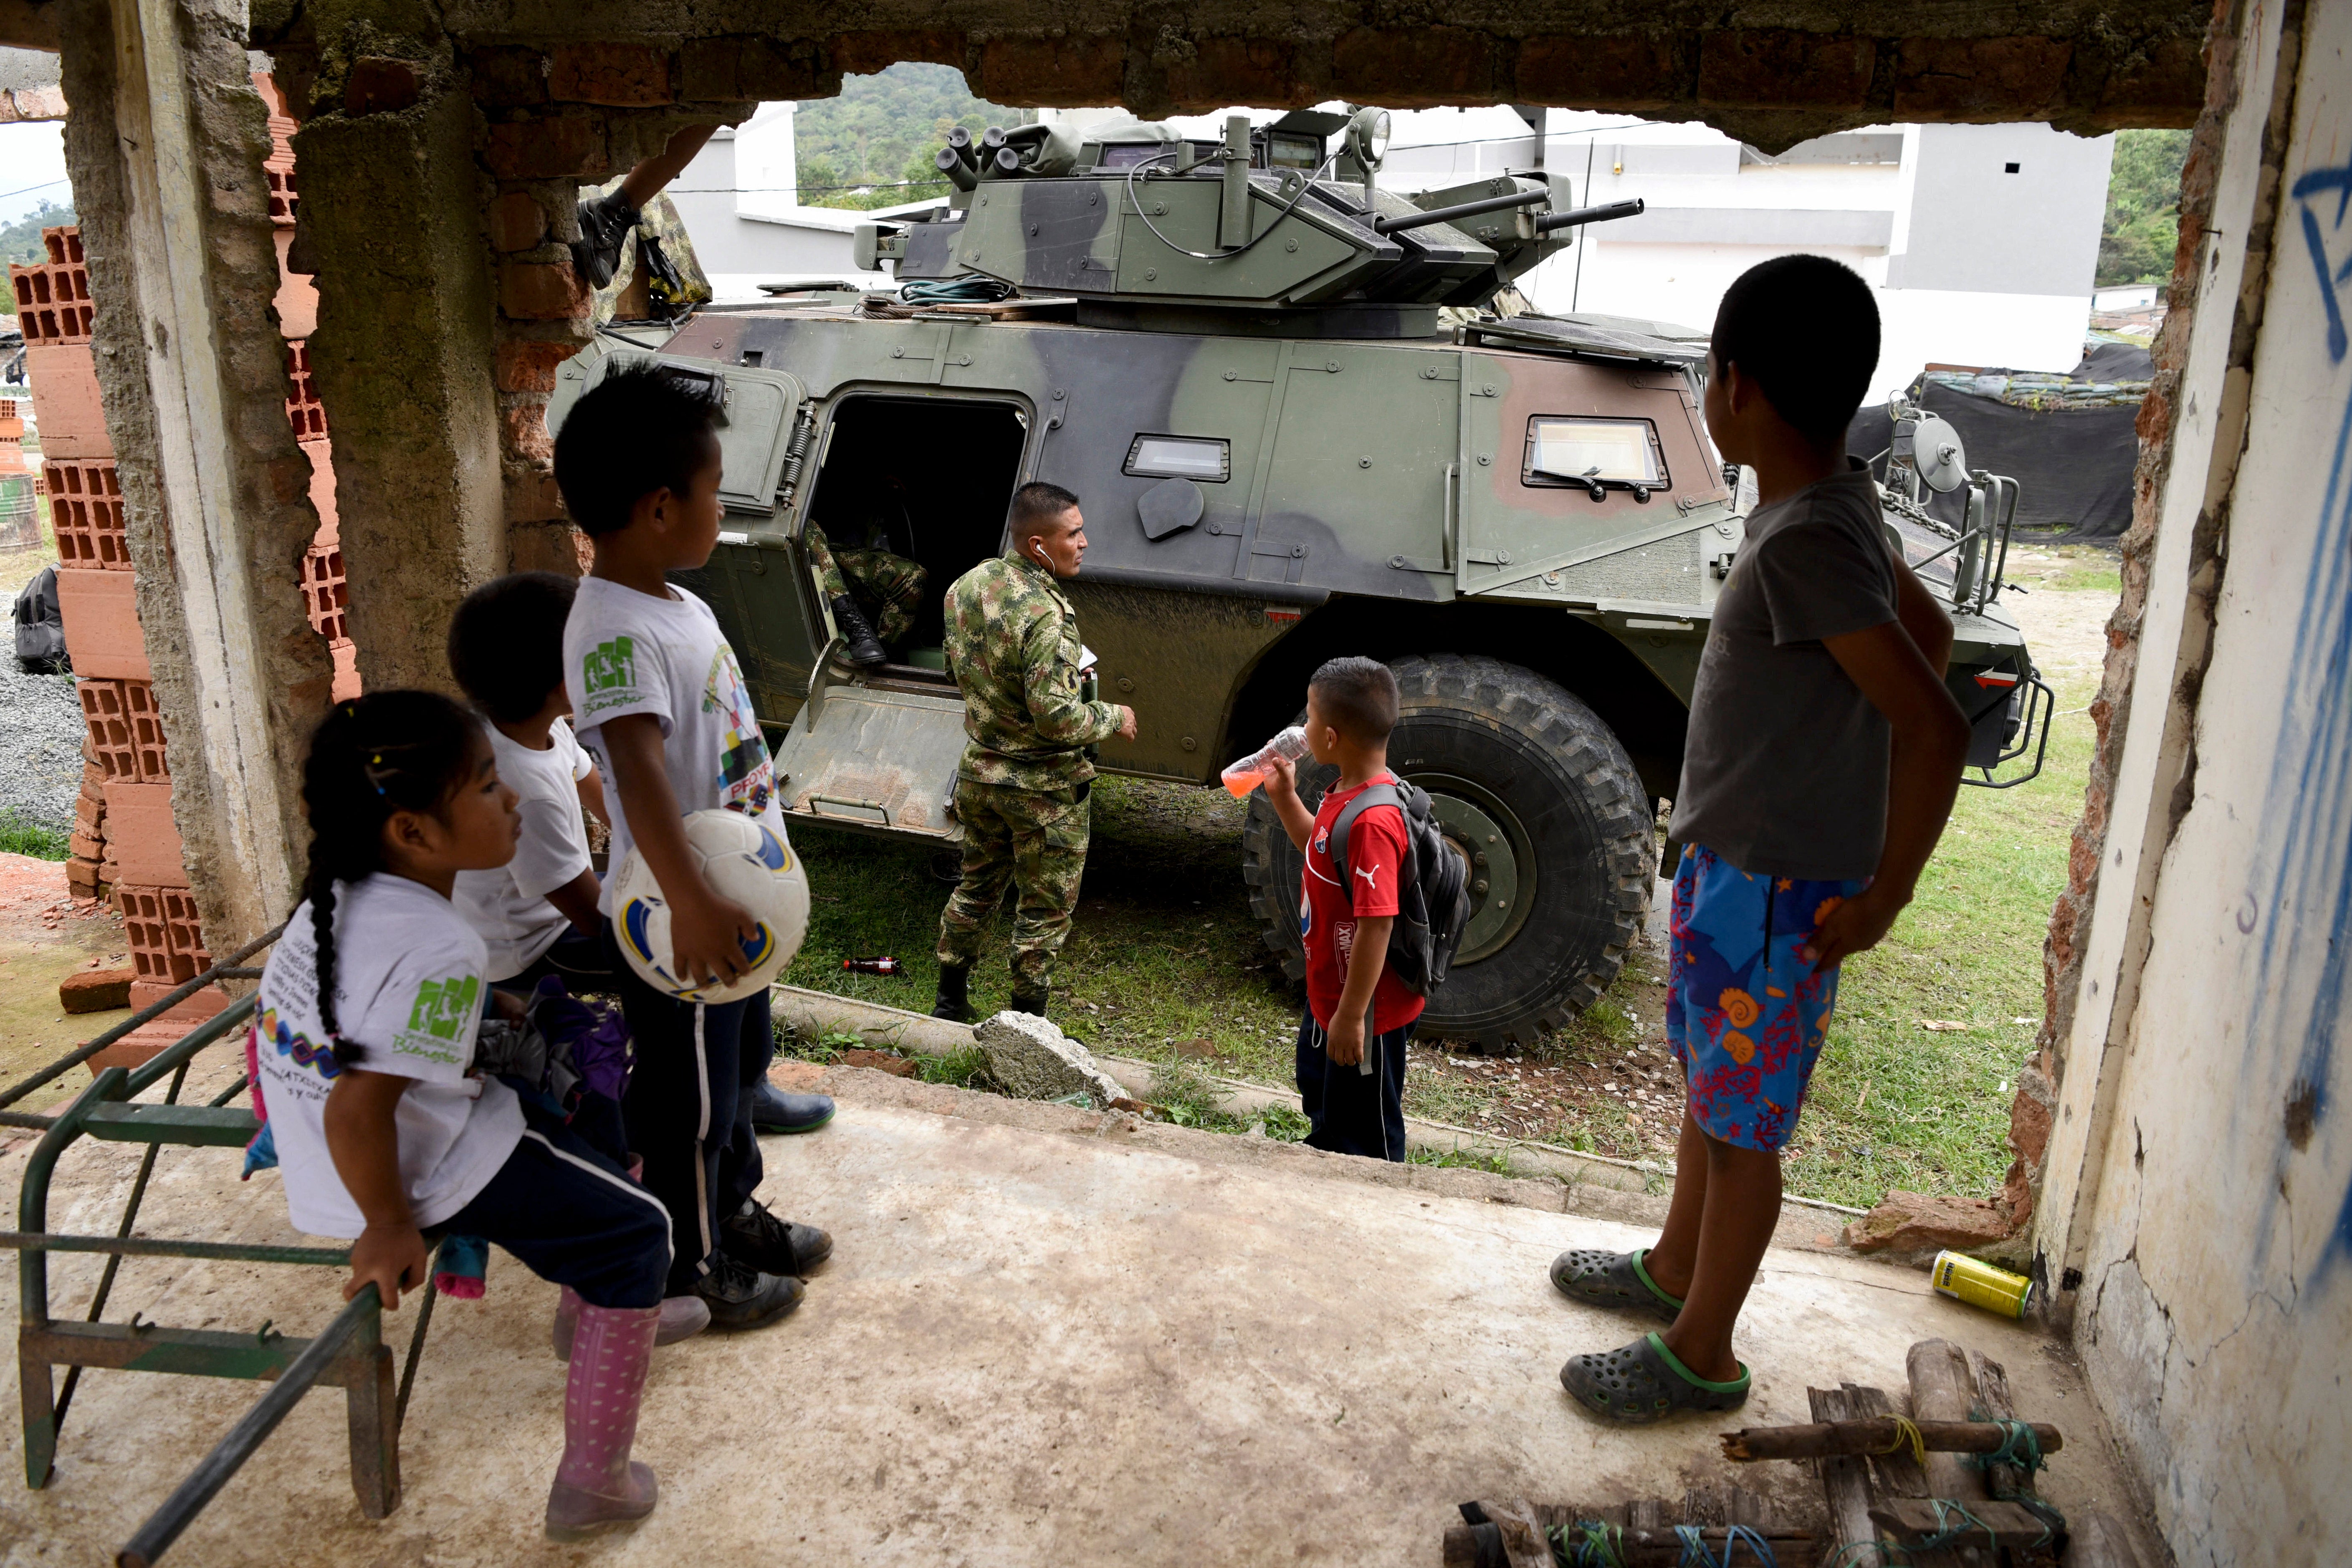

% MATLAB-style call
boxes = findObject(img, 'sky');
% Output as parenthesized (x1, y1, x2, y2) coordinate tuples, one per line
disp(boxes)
(0, 122, 73, 225)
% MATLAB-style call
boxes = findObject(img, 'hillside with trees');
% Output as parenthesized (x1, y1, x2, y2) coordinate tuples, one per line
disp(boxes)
(794, 63, 1033, 210)
(2098, 129, 2190, 288)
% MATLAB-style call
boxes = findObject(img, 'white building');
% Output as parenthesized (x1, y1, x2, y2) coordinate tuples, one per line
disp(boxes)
(1381, 107, 2115, 398)
(661, 103, 896, 296)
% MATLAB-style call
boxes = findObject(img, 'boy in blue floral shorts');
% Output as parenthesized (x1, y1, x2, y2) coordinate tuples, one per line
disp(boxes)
(1550, 255, 1972, 1423)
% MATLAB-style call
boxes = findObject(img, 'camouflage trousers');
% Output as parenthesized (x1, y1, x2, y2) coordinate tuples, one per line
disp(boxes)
(808, 526, 929, 645)
(936, 779, 1090, 994)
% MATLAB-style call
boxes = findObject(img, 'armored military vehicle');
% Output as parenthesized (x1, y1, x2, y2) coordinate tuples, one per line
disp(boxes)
(549, 107, 2049, 1049)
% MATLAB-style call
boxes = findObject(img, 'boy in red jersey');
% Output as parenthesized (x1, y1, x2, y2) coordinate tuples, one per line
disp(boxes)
(1263, 658, 1420, 1161)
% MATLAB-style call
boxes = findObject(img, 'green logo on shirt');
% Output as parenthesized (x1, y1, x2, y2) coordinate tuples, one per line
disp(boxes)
(406, 975, 480, 1041)
(583, 636, 636, 695)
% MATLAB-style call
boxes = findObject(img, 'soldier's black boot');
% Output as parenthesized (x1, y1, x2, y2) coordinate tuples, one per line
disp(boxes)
(570, 189, 640, 290)
(831, 595, 888, 667)
(1009, 987, 1049, 1017)
(931, 964, 973, 1023)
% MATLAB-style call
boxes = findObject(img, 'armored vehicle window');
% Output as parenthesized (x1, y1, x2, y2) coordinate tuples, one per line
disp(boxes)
(1522, 418, 1667, 490)
(1263, 132, 1322, 170)
(1125, 435, 1231, 482)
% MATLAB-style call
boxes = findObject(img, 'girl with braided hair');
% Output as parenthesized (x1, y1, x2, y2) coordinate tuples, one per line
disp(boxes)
(251, 690, 680, 1540)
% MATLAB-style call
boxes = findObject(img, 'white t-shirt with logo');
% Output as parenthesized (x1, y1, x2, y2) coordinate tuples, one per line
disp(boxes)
(253, 874, 526, 1238)
(452, 718, 595, 979)
(563, 575, 787, 915)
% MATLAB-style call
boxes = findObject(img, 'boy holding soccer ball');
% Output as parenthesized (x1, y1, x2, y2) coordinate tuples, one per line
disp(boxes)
(554, 363, 833, 1331)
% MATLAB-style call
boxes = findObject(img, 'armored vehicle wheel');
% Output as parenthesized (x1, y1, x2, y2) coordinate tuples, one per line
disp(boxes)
(1240, 654, 1652, 1052)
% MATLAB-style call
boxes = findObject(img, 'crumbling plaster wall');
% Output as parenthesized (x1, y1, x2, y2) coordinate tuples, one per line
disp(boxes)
(53, 0, 336, 951)
(2031, 0, 2352, 1558)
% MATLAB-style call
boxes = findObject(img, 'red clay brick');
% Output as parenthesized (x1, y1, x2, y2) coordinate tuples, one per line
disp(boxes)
(304, 437, 338, 544)
(485, 115, 607, 180)
(504, 465, 567, 527)
(1165, 39, 1310, 114)
(501, 402, 555, 464)
(1332, 27, 1495, 107)
(829, 30, 966, 77)
(45, 457, 126, 569)
(1698, 29, 1874, 109)
(103, 784, 186, 888)
(973, 36, 1123, 107)
(56, 567, 149, 680)
(21, 342, 109, 459)
(680, 37, 837, 102)
(2094, 35, 2209, 128)
(1892, 36, 2071, 117)
(501, 260, 589, 322)
(470, 46, 550, 109)
(549, 43, 673, 106)
(85, 1020, 181, 1075)
(488, 191, 549, 252)
(344, 56, 422, 116)
(1517, 34, 1686, 110)
(284, 339, 328, 439)
(495, 338, 576, 392)
(60, 967, 132, 1014)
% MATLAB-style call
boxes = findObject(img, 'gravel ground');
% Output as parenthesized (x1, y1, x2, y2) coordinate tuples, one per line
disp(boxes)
(1, 554, 83, 835)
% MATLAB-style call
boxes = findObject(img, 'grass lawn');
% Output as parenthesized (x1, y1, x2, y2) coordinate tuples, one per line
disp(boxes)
(779, 546, 2118, 1211)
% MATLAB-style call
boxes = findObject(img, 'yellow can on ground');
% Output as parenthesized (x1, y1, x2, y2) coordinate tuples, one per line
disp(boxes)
(1932, 1250, 2034, 1319)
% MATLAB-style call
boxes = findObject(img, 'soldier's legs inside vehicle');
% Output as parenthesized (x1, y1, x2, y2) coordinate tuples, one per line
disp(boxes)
(938, 780, 1019, 972)
(834, 548, 930, 646)
(807, 525, 850, 599)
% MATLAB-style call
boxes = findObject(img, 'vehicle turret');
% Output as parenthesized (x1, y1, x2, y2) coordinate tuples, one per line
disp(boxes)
(854, 108, 1643, 337)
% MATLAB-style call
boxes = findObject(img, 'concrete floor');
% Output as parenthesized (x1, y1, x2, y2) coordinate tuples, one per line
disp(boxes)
(0, 1061, 2157, 1566)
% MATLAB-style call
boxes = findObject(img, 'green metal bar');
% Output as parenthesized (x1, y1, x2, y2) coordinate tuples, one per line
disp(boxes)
(0, 1234, 349, 1267)
(122, 996, 258, 1099)
(52, 1060, 192, 1440)
(23, 1320, 361, 1385)
(18, 1066, 124, 1488)
(204, 1076, 249, 1109)
(79, 1105, 260, 1149)
(394, 1240, 444, 1428)
(114, 1286, 382, 1568)
(0, 926, 281, 1113)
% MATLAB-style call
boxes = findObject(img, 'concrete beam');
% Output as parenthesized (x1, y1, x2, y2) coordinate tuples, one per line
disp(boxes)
(297, 80, 506, 693)
(256, 3, 2211, 149)
(56, 0, 337, 951)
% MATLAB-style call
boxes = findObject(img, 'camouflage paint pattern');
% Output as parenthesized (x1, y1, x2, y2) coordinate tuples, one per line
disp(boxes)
(942, 552, 1124, 792)
(807, 524, 930, 645)
(586, 187, 712, 326)
(934, 778, 1090, 992)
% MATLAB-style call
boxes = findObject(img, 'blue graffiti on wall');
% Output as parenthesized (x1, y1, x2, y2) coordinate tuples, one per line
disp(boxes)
(2248, 152, 2352, 1284)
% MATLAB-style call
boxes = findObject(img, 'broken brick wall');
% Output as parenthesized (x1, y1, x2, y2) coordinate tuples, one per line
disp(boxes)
(52, 0, 343, 1050)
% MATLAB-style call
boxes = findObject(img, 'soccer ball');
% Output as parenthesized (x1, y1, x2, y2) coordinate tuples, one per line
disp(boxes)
(612, 809, 809, 1004)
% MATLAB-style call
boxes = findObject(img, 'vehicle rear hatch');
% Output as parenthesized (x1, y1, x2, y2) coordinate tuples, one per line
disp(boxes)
(771, 670, 968, 838)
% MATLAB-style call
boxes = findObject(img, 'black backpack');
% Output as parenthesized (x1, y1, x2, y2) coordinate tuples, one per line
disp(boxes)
(13, 564, 65, 673)
(1326, 779, 1471, 996)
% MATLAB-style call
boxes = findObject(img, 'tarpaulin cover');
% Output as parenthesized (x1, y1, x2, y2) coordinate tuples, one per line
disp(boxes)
(1850, 374, 2141, 541)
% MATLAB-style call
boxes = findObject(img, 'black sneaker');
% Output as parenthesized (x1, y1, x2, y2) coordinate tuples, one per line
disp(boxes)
(721, 1198, 834, 1276)
(691, 1252, 804, 1331)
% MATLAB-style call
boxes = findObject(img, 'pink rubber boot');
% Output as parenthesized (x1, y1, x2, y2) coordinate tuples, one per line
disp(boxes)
(550, 1153, 712, 1359)
(544, 1302, 662, 1540)
(552, 1287, 711, 1359)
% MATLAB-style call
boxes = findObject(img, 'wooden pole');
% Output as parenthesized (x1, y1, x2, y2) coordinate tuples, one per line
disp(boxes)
(1907, 1339, 1996, 1568)
(1810, 1386, 1887, 1568)
(1723, 1416, 2064, 1462)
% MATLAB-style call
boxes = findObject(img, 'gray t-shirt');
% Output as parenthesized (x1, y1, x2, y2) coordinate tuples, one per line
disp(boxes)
(1669, 461, 1899, 880)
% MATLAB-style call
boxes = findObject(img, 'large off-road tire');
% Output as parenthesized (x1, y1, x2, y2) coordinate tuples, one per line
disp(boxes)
(1240, 654, 1652, 1051)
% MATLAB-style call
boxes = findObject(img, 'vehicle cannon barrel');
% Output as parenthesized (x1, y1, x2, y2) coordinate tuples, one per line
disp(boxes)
(1372, 186, 1553, 235)
(1535, 198, 1646, 234)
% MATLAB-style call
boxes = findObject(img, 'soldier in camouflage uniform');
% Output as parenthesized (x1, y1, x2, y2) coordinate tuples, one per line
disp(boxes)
(806, 523, 928, 665)
(933, 482, 1136, 1020)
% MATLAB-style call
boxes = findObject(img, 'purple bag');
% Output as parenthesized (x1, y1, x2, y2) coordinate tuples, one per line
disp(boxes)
(526, 976, 633, 1105)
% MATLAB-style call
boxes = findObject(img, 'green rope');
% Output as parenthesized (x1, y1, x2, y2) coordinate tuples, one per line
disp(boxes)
(1963, 1416, 2066, 1547)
